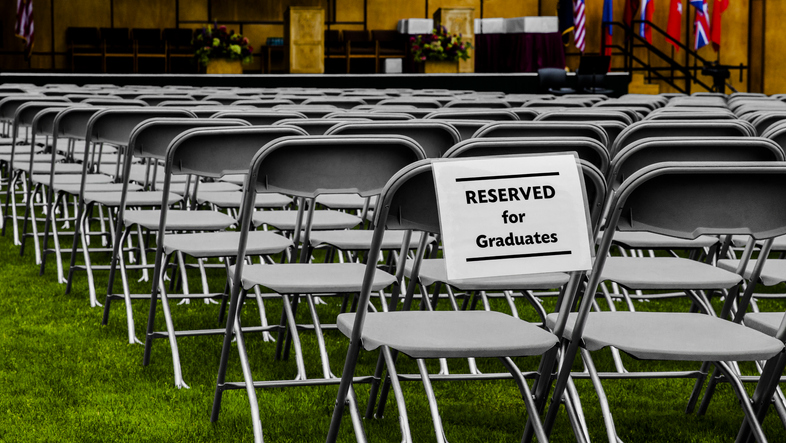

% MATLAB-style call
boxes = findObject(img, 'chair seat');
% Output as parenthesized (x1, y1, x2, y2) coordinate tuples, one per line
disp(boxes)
(128, 164, 188, 184)
(600, 257, 742, 290)
(2, 152, 56, 163)
(34, 174, 113, 186)
(545, 311, 784, 361)
(163, 230, 292, 257)
(170, 181, 240, 195)
(337, 311, 559, 359)
(55, 183, 143, 193)
(83, 191, 182, 207)
(123, 209, 235, 231)
(608, 231, 719, 249)
(310, 230, 426, 250)
(219, 173, 246, 185)
(745, 312, 784, 337)
(236, 262, 395, 293)
(197, 191, 292, 209)
(315, 193, 376, 210)
(406, 258, 570, 290)
(14, 162, 82, 174)
(717, 259, 786, 286)
(0, 144, 35, 153)
(253, 210, 361, 231)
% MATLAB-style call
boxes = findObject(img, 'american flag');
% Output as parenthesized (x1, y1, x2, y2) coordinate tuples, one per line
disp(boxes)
(14, 0, 34, 57)
(690, 0, 710, 50)
(574, 0, 586, 52)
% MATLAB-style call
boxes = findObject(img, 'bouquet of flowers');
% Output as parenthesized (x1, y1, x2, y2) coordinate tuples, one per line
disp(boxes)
(193, 23, 254, 66)
(410, 25, 472, 63)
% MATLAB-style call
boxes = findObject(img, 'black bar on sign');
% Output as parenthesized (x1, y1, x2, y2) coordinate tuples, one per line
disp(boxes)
(466, 250, 571, 263)
(456, 171, 560, 183)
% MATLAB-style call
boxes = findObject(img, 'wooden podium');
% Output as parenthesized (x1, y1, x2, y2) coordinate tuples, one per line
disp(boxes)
(433, 8, 475, 73)
(284, 7, 324, 74)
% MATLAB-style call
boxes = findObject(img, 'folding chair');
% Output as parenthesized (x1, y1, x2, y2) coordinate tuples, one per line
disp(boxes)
(211, 110, 307, 125)
(274, 118, 371, 135)
(99, 118, 254, 343)
(325, 120, 461, 158)
(534, 109, 633, 125)
(64, 108, 196, 308)
(327, 156, 592, 443)
(424, 108, 520, 121)
(540, 162, 786, 443)
(210, 135, 427, 442)
(141, 125, 307, 388)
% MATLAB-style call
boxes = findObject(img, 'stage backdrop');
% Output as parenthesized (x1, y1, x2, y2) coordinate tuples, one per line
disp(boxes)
(0, 0, 778, 94)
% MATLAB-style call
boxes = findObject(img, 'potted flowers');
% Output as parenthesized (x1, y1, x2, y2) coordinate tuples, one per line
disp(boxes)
(194, 23, 254, 74)
(411, 25, 472, 73)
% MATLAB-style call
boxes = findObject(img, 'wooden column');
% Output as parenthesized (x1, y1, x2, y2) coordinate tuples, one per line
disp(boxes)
(284, 6, 324, 74)
(433, 7, 475, 73)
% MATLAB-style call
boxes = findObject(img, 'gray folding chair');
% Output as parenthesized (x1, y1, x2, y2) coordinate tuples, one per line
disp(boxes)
(210, 135, 426, 442)
(141, 125, 306, 388)
(211, 110, 307, 125)
(540, 162, 786, 443)
(327, 157, 592, 443)
(534, 109, 633, 125)
(64, 108, 196, 308)
(424, 108, 520, 121)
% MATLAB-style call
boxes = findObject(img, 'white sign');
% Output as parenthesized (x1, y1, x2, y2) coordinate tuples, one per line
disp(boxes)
(433, 153, 593, 281)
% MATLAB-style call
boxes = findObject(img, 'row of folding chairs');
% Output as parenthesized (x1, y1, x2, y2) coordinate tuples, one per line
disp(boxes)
(2, 85, 786, 442)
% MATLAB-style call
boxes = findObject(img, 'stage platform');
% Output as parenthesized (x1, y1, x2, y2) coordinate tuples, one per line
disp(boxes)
(0, 72, 630, 96)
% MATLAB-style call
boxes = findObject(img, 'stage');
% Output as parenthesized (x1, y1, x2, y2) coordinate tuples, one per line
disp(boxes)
(0, 72, 631, 96)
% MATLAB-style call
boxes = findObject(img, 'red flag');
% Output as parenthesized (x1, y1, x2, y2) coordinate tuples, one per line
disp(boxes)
(710, 0, 728, 51)
(667, 0, 683, 51)
(624, 0, 641, 29)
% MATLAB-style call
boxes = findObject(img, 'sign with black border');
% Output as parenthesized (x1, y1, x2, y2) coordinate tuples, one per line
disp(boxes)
(433, 153, 593, 281)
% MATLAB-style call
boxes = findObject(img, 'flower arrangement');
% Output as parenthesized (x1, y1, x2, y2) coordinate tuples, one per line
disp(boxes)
(410, 25, 472, 63)
(193, 23, 254, 67)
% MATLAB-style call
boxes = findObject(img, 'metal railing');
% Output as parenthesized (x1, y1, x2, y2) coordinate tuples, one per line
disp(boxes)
(602, 19, 747, 94)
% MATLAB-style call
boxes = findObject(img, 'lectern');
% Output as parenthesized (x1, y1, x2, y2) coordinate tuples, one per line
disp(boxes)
(433, 8, 475, 73)
(284, 7, 324, 74)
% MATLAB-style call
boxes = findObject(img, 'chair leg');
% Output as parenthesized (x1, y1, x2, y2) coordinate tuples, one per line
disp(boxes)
(581, 348, 620, 443)
(232, 310, 265, 443)
(143, 252, 174, 367)
(416, 359, 448, 443)
(499, 356, 549, 443)
(305, 294, 334, 378)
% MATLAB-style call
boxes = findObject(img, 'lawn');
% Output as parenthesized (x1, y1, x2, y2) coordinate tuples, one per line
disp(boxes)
(1, 203, 786, 443)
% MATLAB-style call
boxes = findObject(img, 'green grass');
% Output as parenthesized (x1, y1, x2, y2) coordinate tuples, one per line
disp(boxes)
(2, 206, 786, 442)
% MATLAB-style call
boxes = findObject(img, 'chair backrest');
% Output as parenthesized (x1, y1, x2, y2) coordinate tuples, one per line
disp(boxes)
(444, 99, 511, 109)
(162, 28, 194, 47)
(132, 28, 163, 45)
(86, 107, 196, 147)
(436, 119, 491, 141)
(128, 118, 252, 161)
(0, 96, 69, 123)
(535, 109, 633, 125)
(302, 97, 367, 109)
(444, 136, 610, 175)
(609, 137, 785, 190)
(324, 111, 414, 121)
(211, 110, 307, 125)
(377, 97, 442, 109)
(164, 125, 308, 180)
(83, 98, 147, 107)
(67, 27, 100, 45)
(100, 27, 131, 44)
(231, 99, 296, 107)
(474, 121, 610, 148)
(538, 68, 569, 89)
(326, 120, 460, 158)
(136, 95, 197, 106)
(274, 118, 371, 135)
(424, 109, 519, 121)
(752, 112, 786, 136)
(610, 120, 754, 158)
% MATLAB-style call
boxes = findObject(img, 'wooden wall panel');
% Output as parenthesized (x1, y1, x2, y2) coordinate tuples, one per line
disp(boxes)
(764, 0, 786, 94)
(483, 0, 539, 18)
(749, 0, 764, 92)
(53, 0, 111, 53)
(367, 0, 424, 30)
(211, 0, 326, 23)
(180, 0, 209, 22)
(115, 0, 176, 29)
(335, 0, 364, 23)
(719, 0, 748, 92)
(427, 0, 480, 22)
